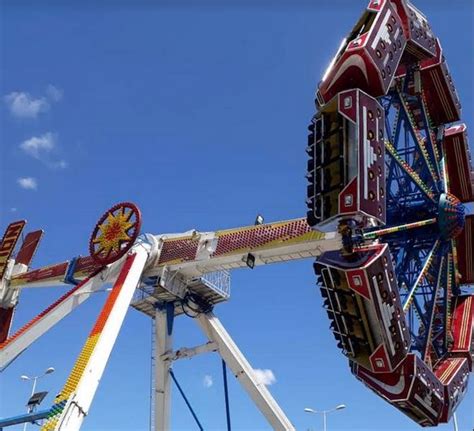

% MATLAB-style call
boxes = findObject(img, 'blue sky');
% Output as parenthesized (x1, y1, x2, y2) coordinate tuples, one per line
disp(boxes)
(1, 1, 473, 430)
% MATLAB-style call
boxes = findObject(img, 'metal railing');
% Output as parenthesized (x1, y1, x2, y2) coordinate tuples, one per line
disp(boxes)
(199, 270, 231, 298)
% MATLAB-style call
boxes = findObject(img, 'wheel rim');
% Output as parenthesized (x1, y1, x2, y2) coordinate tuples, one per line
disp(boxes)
(89, 202, 142, 265)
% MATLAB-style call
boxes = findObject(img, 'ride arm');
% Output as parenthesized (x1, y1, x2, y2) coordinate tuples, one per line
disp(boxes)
(0, 262, 123, 371)
(144, 217, 341, 279)
(9, 256, 102, 289)
(10, 218, 339, 289)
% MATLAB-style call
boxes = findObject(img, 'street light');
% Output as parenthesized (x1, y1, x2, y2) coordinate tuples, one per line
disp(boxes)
(304, 404, 346, 431)
(20, 367, 55, 430)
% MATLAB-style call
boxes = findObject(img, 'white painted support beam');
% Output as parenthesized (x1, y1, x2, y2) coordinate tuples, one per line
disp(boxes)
(163, 341, 218, 362)
(54, 249, 149, 431)
(154, 309, 173, 431)
(196, 312, 295, 431)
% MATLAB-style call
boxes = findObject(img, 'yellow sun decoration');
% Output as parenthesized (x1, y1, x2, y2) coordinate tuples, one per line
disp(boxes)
(93, 210, 134, 256)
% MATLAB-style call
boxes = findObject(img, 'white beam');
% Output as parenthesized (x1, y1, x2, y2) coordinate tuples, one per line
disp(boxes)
(154, 307, 173, 431)
(196, 312, 295, 431)
(54, 249, 149, 430)
(163, 341, 217, 362)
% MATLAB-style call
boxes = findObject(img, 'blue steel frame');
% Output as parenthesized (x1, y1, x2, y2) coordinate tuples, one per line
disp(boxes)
(373, 69, 460, 363)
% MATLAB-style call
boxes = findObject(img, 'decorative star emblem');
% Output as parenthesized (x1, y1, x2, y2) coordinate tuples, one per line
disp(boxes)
(92, 210, 135, 258)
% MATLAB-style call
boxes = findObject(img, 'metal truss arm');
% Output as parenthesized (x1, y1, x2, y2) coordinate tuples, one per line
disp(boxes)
(196, 311, 295, 431)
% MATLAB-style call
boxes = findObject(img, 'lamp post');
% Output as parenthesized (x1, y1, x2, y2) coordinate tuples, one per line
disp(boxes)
(20, 367, 55, 430)
(304, 404, 346, 431)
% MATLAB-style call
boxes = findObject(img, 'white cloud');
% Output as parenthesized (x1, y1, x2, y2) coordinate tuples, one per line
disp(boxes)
(20, 132, 56, 159)
(19, 133, 67, 169)
(17, 177, 38, 190)
(253, 369, 276, 386)
(4, 92, 49, 118)
(203, 375, 213, 388)
(46, 84, 63, 102)
(10, 207, 17, 212)
(4, 85, 63, 119)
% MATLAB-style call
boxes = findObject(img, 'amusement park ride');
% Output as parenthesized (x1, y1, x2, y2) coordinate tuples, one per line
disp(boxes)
(1, 0, 473, 429)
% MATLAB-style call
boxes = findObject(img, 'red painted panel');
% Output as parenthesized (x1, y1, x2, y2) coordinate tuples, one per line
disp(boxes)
(391, 0, 437, 61)
(369, 343, 392, 372)
(338, 177, 358, 215)
(451, 295, 474, 360)
(434, 357, 470, 422)
(336, 90, 386, 225)
(353, 354, 445, 426)
(337, 90, 358, 123)
(443, 124, 474, 203)
(419, 39, 461, 126)
(74, 256, 102, 275)
(212, 219, 311, 258)
(15, 230, 44, 267)
(368, 0, 386, 12)
(346, 269, 371, 299)
(159, 238, 199, 264)
(11, 255, 101, 287)
(318, 0, 406, 104)
(0, 221, 26, 279)
(357, 92, 386, 223)
(0, 308, 14, 344)
(456, 216, 474, 285)
(12, 262, 69, 285)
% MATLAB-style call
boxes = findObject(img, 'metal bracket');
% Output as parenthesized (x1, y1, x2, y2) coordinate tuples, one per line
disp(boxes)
(162, 341, 218, 362)
(157, 267, 188, 299)
(64, 257, 80, 286)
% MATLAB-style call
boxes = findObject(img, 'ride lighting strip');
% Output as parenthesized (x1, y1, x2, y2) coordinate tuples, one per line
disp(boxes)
(384, 140, 436, 201)
(398, 90, 439, 183)
(420, 89, 441, 164)
(403, 239, 441, 312)
(363, 218, 437, 240)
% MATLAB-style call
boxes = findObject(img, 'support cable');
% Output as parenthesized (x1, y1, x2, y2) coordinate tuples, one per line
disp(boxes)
(222, 360, 232, 431)
(169, 369, 204, 431)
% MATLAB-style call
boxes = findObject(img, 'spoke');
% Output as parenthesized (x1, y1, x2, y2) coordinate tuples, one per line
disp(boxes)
(444, 252, 454, 350)
(391, 105, 402, 144)
(403, 239, 441, 312)
(419, 89, 441, 168)
(422, 256, 446, 364)
(439, 141, 451, 194)
(363, 218, 436, 240)
(397, 90, 440, 188)
(412, 296, 428, 328)
(125, 209, 134, 222)
(451, 239, 461, 290)
(385, 140, 436, 202)
(95, 246, 105, 256)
